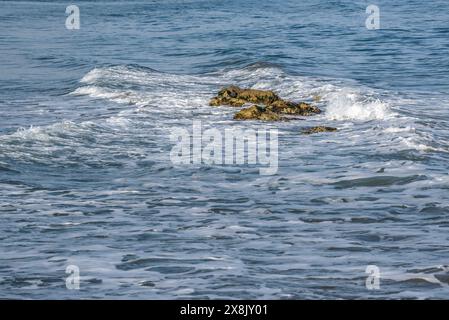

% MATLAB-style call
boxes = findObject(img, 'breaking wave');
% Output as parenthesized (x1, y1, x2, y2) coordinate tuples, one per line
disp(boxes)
(324, 90, 392, 121)
(65, 63, 445, 155)
(1, 63, 444, 168)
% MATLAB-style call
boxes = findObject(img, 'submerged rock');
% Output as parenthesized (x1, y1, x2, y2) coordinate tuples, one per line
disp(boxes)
(301, 126, 338, 134)
(313, 95, 322, 102)
(233, 105, 282, 121)
(210, 85, 321, 118)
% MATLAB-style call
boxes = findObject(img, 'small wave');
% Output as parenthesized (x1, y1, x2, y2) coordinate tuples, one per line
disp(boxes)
(71, 86, 138, 105)
(9, 124, 71, 142)
(71, 65, 213, 111)
(324, 89, 392, 121)
(396, 136, 443, 153)
(80, 65, 160, 84)
(332, 175, 427, 189)
(381, 267, 449, 287)
(383, 126, 415, 134)
(5, 115, 136, 140)
(0, 116, 130, 148)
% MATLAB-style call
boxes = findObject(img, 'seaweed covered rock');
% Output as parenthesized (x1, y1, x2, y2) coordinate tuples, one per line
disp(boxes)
(301, 126, 338, 134)
(267, 99, 321, 116)
(209, 96, 247, 107)
(210, 85, 321, 119)
(210, 85, 280, 107)
(236, 88, 280, 105)
(233, 105, 282, 121)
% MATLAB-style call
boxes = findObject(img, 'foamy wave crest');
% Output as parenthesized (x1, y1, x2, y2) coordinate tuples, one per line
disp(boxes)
(220, 63, 285, 84)
(80, 68, 103, 83)
(71, 65, 213, 110)
(79, 65, 160, 85)
(8, 121, 80, 142)
(71, 86, 139, 104)
(324, 90, 392, 121)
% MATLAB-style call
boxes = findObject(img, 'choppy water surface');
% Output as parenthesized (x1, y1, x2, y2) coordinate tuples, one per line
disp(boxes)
(1, 0, 449, 299)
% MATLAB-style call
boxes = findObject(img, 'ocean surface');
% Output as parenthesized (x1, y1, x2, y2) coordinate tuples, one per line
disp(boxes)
(1, 0, 449, 299)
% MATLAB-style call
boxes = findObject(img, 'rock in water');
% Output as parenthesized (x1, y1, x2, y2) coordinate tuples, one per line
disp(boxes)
(267, 99, 321, 116)
(233, 105, 282, 121)
(209, 85, 280, 107)
(301, 126, 338, 134)
(209, 85, 321, 117)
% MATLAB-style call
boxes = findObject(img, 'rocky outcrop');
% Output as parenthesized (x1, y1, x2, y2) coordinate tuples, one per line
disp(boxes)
(233, 105, 283, 121)
(209, 85, 320, 116)
(209, 86, 336, 132)
(301, 126, 338, 134)
(209, 85, 280, 107)
(266, 99, 320, 116)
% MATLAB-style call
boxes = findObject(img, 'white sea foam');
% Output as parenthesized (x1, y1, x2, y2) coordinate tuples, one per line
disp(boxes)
(8, 121, 79, 142)
(80, 68, 103, 83)
(66, 65, 447, 156)
(105, 116, 132, 128)
(11, 125, 53, 142)
(396, 136, 443, 152)
(324, 90, 391, 121)
(71, 86, 137, 104)
(383, 126, 415, 134)
(80, 66, 154, 85)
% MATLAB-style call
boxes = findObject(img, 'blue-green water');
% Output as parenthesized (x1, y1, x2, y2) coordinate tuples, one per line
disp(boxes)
(1, 0, 449, 299)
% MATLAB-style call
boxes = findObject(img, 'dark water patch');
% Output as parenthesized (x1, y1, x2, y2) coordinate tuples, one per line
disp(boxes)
(434, 274, 449, 284)
(332, 175, 427, 189)
(145, 266, 194, 274)
(116, 257, 205, 271)
(394, 278, 441, 289)
(0, 164, 20, 173)
(419, 204, 449, 214)
(326, 246, 372, 252)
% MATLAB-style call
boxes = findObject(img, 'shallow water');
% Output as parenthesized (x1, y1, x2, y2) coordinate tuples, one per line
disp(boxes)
(1, 0, 449, 299)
